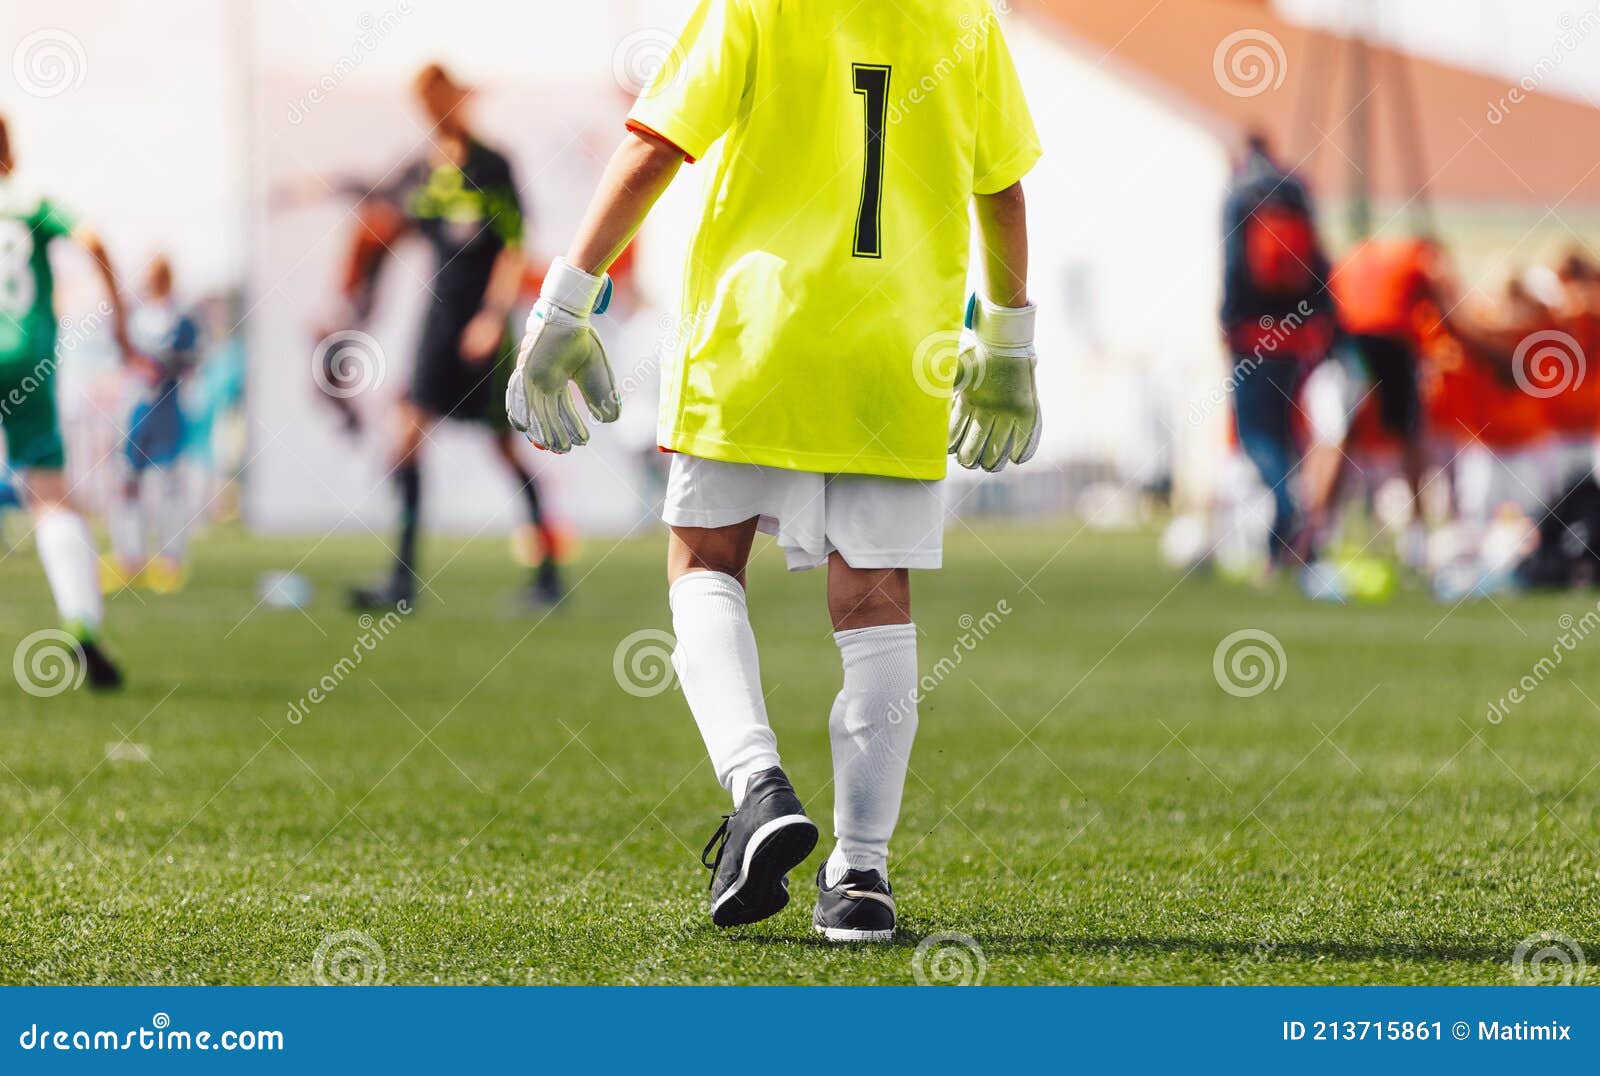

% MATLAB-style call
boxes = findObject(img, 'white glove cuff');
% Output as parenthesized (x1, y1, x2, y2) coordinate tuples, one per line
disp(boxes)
(539, 258, 608, 318)
(971, 297, 1037, 350)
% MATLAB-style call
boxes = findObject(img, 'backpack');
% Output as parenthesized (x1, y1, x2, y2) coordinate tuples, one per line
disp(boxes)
(1244, 198, 1318, 297)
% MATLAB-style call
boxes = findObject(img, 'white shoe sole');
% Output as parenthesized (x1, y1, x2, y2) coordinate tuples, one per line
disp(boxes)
(709, 813, 817, 922)
(814, 924, 895, 943)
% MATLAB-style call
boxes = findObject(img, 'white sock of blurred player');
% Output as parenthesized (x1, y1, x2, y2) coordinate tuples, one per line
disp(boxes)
(669, 570, 780, 806)
(35, 509, 104, 631)
(108, 477, 146, 572)
(152, 466, 190, 567)
(824, 623, 919, 885)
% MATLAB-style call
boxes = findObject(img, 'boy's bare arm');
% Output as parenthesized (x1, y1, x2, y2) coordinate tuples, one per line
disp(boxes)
(972, 181, 1028, 308)
(72, 225, 133, 358)
(951, 180, 1040, 473)
(566, 130, 685, 275)
(505, 129, 683, 451)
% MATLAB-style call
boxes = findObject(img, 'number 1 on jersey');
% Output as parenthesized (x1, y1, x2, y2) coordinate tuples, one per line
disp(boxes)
(852, 64, 891, 259)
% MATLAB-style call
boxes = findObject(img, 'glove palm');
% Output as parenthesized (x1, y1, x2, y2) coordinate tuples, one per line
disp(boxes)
(948, 299, 1042, 472)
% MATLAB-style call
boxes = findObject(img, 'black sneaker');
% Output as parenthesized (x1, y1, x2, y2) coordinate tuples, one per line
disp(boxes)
(77, 635, 124, 692)
(523, 557, 563, 607)
(347, 572, 415, 612)
(700, 766, 818, 928)
(813, 864, 896, 942)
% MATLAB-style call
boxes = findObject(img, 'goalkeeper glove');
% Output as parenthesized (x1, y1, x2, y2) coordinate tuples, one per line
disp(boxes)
(506, 258, 621, 453)
(948, 296, 1042, 472)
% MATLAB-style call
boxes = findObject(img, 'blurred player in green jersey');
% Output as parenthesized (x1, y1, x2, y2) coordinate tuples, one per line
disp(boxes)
(0, 113, 135, 689)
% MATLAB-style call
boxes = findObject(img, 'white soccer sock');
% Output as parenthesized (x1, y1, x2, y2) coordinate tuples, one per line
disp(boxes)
(154, 467, 190, 564)
(35, 509, 104, 631)
(825, 622, 919, 885)
(108, 482, 146, 568)
(669, 570, 781, 807)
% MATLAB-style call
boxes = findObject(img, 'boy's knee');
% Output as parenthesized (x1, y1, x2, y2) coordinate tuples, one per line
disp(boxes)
(828, 564, 911, 630)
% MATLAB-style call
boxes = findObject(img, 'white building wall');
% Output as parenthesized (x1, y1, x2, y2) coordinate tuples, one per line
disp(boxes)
(1004, 15, 1235, 503)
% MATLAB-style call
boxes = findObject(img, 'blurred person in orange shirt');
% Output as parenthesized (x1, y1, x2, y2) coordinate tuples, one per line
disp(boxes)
(1318, 237, 1451, 565)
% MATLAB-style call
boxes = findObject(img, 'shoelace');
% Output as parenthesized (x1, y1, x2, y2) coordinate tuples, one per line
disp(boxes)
(700, 815, 733, 873)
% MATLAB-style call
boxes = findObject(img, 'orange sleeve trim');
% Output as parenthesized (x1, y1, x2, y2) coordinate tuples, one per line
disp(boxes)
(626, 119, 695, 164)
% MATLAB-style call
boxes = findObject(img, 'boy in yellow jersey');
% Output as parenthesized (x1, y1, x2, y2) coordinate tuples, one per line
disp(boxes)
(509, 0, 1041, 940)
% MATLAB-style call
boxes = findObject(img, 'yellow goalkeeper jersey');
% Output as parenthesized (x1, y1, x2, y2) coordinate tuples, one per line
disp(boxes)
(628, 0, 1040, 479)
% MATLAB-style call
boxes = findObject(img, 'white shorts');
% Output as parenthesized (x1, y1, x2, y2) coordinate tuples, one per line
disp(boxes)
(661, 454, 945, 571)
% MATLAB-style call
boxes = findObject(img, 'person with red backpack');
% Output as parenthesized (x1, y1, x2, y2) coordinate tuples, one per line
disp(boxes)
(1219, 132, 1336, 568)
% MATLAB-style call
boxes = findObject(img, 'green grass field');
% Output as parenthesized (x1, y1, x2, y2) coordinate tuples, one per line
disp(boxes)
(1, 521, 1597, 985)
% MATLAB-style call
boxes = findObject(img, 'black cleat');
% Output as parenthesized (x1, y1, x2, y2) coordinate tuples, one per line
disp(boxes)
(77, 635, 124, 692)
(347, 574, 415, 612)
(813, 865, 896, 943)
(522, 557, 564, 607)
(700, 766, 818, 928)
